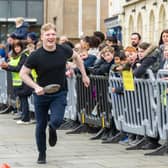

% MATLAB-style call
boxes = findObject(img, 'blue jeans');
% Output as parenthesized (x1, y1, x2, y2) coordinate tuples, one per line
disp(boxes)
(33, 91, 67, 153)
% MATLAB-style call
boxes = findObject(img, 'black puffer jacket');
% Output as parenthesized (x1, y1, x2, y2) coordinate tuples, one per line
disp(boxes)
(134, 45, 161, 78)
(89, 58, 114, 76)
(14, 22, 29, 40)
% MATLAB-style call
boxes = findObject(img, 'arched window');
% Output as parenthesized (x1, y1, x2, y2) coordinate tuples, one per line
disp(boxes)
(159, 5, 166, 35)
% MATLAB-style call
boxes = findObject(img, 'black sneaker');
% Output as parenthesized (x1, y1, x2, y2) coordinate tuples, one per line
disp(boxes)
(49, 125, 57, 147)
(37, 152, 46, 164)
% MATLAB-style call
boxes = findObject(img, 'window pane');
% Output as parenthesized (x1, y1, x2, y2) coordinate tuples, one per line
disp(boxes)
(0, 1, 8, 17)
(27, 0, 43, 24)
(11, 0, 26, 17)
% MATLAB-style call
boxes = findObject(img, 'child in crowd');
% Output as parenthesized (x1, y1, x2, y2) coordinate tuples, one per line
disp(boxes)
(120, 52, 127, 65)
(13, 17, 29, 40)
(66, 48, 96, 77)
(78, 48, 96, 70)
(111, 52, 121, 72)
(26, 43, 35, 54)
(27, 32, 38, 45)
(89, 46, 115, 75)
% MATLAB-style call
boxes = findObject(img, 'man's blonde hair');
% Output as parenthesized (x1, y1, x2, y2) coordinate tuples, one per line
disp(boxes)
(41, 23, 56, 34)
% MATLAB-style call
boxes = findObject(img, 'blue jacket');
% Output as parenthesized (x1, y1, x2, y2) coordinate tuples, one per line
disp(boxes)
(83, 54, 97, 69)
(14, 22, 29, 40)
(0, 48, 7, 61)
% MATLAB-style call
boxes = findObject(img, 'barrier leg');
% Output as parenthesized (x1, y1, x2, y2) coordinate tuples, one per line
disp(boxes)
(101, 128, 115, 140)
(144, 143, 168, 155)
(101, 131, 126, 144)
(126, 136, 148, 150)
(126, 136, 161, 151)
(98, 117, 119, 141)
(66, 123, 99, 134)
(59, 119, 79, 130)
(0, 103, 7, 110)
(144, 130, 168, 155)
(66, 124, 89, 134)
(0, 105, 13, 114)
(90, 128, 107, 140)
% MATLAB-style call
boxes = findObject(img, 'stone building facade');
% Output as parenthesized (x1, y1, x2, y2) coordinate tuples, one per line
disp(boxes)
(122, 0, 168, 46)
(44, 0, 108, 38)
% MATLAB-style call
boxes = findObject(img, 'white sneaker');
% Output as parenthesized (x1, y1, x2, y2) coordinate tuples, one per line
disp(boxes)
(30, 119, 36, 124)
(16, 120, 31, 125)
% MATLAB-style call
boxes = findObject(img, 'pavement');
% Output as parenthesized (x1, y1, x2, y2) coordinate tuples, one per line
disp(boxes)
(0, 114, 168, 168)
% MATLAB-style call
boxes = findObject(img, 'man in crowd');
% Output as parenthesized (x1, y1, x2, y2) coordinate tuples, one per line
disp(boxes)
(131, 32, 141, 49)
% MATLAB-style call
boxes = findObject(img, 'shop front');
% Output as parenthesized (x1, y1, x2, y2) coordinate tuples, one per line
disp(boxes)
(104, 15, 122, 43)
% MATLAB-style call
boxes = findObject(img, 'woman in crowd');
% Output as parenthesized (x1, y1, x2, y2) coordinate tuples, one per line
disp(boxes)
(1, 40, 32, 124)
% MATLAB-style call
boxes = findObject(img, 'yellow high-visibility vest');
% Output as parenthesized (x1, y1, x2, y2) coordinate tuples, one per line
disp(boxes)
(24, 51, 37, 82)
(9, 55, 22, 86)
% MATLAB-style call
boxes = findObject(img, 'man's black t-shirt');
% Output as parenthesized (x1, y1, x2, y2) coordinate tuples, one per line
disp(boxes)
(25, 44, 73, 91)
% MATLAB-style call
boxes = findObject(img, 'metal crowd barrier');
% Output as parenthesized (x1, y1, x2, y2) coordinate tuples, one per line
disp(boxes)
(64, 76, 77, 121)
(76, 74, 111, 128)
(0, 69, 8, 105)
(28, 95, 35, 112)
(2, 65, 168, 146)
(109, 70, 158, 138)
(0, 69, 17, 114)
(156, 69, 168, 140)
